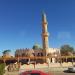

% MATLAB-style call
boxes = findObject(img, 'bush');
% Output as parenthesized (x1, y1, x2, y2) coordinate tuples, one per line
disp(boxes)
(0, 63, 5, 75)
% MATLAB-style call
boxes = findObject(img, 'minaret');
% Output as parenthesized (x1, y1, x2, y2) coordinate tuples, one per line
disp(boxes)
(42, 13, 49, 56)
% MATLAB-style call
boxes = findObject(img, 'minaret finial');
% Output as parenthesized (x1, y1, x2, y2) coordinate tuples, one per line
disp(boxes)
(42, 12, 47, 23)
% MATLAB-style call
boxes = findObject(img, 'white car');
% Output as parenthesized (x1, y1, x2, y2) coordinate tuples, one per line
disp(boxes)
(68, 65, 75, 73)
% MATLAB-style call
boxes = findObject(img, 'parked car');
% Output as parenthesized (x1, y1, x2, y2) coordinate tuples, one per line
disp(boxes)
(20, 70, 52, 75)
(68, 65, 75, 73)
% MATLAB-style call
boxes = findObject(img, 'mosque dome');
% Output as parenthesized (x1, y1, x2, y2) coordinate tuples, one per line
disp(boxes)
(32, 43, 41, 50)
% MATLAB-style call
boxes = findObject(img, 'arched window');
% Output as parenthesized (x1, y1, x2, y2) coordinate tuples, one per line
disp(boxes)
(37, 53, 43, 56)
(22, 53, 25, 57)
(32, 53, 35, 56)
(41, 53, 43, 56)
(37, 53, 40, 56)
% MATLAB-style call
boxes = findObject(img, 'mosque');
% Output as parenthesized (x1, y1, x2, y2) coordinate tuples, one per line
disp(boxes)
(15, 13, 60, 63)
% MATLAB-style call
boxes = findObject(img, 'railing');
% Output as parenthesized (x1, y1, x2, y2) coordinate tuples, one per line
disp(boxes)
(0, 56, 74, 60)
(0, 56, 75, 60)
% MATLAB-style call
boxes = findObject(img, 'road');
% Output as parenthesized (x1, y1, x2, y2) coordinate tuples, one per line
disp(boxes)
(50, 72, 75, 75)
(5, 71, 75, 75)
(5, 67, 75, 75)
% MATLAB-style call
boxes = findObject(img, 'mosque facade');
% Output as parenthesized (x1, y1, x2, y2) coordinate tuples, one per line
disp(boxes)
(15, 13, 60, 63)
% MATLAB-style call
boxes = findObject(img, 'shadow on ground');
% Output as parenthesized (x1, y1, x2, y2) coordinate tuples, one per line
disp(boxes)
(63, 70, 75, 73)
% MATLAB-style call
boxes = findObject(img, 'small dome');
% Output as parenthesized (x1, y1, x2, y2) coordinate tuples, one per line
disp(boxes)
(32, 43, 41, 50)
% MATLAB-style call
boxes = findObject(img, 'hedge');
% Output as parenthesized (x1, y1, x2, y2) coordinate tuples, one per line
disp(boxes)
(0, 63, 5, 75)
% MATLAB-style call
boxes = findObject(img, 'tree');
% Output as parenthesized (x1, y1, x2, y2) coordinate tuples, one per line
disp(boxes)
(60, 45, 74, 56)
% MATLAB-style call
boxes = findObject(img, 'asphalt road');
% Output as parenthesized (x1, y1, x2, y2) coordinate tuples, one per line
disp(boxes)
(51, 72, 75, 75)
(5, 71, 75, 75)
(5, 67, 75, 75)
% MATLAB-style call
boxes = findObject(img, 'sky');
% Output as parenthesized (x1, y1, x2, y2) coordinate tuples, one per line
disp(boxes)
(0, 0, 75, 56)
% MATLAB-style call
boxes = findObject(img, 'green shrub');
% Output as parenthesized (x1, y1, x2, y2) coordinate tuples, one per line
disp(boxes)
(0, 63, 5, 75)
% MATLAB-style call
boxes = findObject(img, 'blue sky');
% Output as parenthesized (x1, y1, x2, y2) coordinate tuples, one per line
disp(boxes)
(0, 0, 75, 55)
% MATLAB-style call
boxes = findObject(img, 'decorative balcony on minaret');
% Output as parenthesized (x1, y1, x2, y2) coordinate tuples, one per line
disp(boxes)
(42, 13, 49, 56)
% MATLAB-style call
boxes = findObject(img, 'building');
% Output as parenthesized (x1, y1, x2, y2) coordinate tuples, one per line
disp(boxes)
(15, 48, 34, 57)
(15, 13, 60, 63)
(15, 48, 44, 57)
